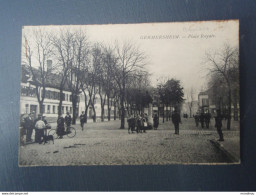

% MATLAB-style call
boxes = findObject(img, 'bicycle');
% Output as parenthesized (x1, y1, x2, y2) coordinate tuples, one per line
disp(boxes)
(48, 125, 76, 139)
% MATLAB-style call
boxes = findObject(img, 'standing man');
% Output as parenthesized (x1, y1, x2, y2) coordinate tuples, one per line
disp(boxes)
(65, 112, 72, 132)
(200, 112, 205, 128)
(24, 113, 34, 143)
(215, 110, 224, 141)
(194, 113, 199, 127)
(153, 114, 159, 130)
(205, 112, 211, 129)
(80, 111, 86, 131)
(172, 109, 182, 135)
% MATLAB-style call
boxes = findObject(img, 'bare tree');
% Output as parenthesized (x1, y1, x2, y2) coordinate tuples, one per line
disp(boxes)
(205, 44, 239, 129)
(102, 46, 118, 121)
(23, 29, 54, 114)
(91, 43, 106, 122)
(51, 29, 75, 116)
(113, 41, 147, 129)
(66, 30, 89, 124)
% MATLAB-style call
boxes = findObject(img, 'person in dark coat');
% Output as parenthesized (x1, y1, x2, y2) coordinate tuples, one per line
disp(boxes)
(200, 113, 205, 128)
(205, 112, 211, 129)
(80, 111, 86, 131)
(57, 114, 65, 138)
(172, 110, 181, 135)
(25, 113, 35, 142)
(215, 110, 224, 141)
(65, 112, 72, 131)
(153, 114, 159, 130)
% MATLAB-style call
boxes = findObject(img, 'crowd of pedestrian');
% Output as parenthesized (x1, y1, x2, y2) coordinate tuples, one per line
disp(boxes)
(153, 108, 224, 141)
(194, 112, 212, 129)
(20, 108, 225, 146)
(194, 111, 224, 141)
(20, 111, 75, 145)
(20, 113, 51, 145)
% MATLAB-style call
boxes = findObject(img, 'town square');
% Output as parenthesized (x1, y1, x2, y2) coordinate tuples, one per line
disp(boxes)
(19, 20, 240, 166)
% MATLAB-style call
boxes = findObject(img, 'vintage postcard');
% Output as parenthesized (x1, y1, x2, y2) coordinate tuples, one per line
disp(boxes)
(19, 20, 240, 166)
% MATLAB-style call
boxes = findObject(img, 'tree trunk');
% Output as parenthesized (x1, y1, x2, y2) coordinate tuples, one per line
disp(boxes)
(58, 89, 64, 116)
(114, 99, 116, 120)
(39, 101, 44, 115)
(166, 104, 168, 121)
(85, 106, 88, 123)
(107, 96, 111, 121)
(92, 103, 96, 122)
(227, 88, 231, 130)
(233, 93, 238, 121)
(120, 90, 125, 129)
(162, 106, 165, 123)
(72, 94, 77, 124)
(83, 90, 89, 123)
(101, 106, 104, 122)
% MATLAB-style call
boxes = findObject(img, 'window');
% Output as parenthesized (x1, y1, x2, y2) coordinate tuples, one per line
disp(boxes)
(66, 106, 69, 113)
(53, 105, 55, 114)
(21, 86, 36, 97)
(70, 107, 72, 114)
(62, 106, 64, 114)
(47, 105, 51, 114)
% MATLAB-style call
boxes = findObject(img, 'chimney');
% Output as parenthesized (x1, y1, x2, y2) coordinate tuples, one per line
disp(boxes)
(47, 60, 52, 71)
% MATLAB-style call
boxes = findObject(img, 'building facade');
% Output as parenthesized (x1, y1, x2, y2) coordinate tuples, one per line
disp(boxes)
(20, 65, 118, 121)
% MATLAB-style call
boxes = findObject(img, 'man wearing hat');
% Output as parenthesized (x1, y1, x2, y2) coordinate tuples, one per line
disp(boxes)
(24, 113, 34, 143)
(172, 109, 182, 135)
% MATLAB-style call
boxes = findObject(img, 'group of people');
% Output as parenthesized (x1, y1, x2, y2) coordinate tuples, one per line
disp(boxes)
(148, 109, 224, 141)
(20, 113, 50, 145)
(20, 112, 74, 145)
(56, 112, 72, 138)
(127, 113, 150, 133)
(194, 111, 224, 141)
(194, 112, 212, 129)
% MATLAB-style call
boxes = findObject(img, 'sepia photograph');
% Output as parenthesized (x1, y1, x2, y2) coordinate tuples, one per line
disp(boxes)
(19, 20, 240, 166)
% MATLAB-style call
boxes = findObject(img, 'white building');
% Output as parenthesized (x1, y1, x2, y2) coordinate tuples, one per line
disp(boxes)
(20, 65, 118, 121)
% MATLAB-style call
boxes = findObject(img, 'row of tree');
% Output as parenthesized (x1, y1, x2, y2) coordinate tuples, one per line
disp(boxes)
(205, 44, 239, 130)
(23, 28, 152, 128)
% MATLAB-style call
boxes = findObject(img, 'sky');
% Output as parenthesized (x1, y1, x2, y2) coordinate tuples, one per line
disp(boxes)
(22, 20, 239, 101)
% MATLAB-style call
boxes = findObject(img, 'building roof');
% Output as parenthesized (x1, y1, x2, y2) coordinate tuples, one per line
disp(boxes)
(21, 65, 70, 91)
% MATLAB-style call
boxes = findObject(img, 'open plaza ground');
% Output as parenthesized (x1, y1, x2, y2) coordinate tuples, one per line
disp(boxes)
(19, 118, 240, 166)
